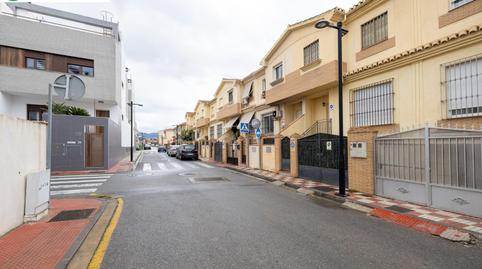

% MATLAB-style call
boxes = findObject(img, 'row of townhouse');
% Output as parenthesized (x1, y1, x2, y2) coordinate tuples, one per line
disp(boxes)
(0, 3, 137, 171)
(184, 0, 482, 217)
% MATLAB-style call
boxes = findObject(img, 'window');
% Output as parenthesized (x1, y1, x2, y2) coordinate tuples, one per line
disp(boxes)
(262, 113, 274, 135)
(443, 55, 482, 118)
(96, 110, 110, 118)
(25, 58, 45, 70)
(273, 63, 283, 81)
(228, 90, 233, 104)
(361, 12, 388, 49)
(27, 104, 48, 121)
(350, 79, 394, 127)
(450, 0, 473, 10)
(68, 64, 94, 77)
(209, 126, 215, 139)
(303, 40, 319, 66)
(216, 124, 223, 138)
(261, 79, 267, 99)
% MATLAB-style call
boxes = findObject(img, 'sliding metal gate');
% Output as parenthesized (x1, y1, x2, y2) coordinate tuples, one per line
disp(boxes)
(298, 133, 348, 186)
(281, 137, 290, 171)
(375, 127, 482, 217)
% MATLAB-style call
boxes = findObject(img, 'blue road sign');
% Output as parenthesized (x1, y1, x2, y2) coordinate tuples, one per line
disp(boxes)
(255, 128, 261, 139)
(240, 122, 249, 133)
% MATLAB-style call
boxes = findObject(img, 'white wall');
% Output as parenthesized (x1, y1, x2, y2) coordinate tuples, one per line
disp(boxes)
(248, 145, 260, 169)
(0, 114, 47, 236)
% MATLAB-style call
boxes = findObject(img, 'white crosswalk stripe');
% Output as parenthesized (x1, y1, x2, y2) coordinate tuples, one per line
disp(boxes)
(50, 174, 112, 196)
(143, 163, 152, 171)
(183, 163, 198, 169)
(170, 162, 183, 170)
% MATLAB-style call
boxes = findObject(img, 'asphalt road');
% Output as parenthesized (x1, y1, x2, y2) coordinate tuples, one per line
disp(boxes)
(98, 149, 482, 269)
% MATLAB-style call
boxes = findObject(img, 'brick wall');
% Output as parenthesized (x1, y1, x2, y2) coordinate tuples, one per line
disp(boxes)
(348, 124, 399, 194)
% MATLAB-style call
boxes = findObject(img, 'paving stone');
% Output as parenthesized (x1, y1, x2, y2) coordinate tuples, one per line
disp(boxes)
(440, 228, 471, 242)
(296, 188, 314, 195)
(271, 181, 285, 186)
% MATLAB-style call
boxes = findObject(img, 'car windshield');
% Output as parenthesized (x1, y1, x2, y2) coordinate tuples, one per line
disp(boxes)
(184, 145, 195, 150)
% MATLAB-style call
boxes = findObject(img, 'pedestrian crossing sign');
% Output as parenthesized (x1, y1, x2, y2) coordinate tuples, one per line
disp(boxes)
(240, 122, 249, 133)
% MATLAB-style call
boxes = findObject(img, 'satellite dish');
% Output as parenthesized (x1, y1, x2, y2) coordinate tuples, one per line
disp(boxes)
(250, 118, 261, 129)
(53, 74, 85, 100)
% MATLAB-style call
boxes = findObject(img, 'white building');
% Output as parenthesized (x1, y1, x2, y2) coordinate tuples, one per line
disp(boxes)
(0, 3, 135, 170)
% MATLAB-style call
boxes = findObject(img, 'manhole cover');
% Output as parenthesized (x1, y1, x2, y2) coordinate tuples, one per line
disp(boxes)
(313, 186, 336, 192)
(385, 205, 413, 214)
(49, 208, 95, 222)
(179, 172, 196, 176)
(189, 177, 228, 183)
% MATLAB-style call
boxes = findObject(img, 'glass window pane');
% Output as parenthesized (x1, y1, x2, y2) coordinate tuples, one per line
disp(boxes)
(26, 58, 35, 69)
(82, 66, 94, 76)
(36, 59, 45, 70)
(68, 64, 81, 74)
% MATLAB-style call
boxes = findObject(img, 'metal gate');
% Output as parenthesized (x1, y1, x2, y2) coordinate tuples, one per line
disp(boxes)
(227, 142, 238, 165)
(298, 133, 348, 186)
(281, 137, 290, 171)
(375, 127, 482, 217)
(214, 142, 223, 162)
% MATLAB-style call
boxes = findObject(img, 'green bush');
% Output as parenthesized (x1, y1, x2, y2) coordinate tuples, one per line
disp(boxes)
(52, 102, 91, 116)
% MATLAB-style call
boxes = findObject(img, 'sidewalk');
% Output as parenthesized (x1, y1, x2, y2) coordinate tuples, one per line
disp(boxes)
(0, 198, 103, 269)
(205, 159, 482, 242)
(52, 150, 143, 176)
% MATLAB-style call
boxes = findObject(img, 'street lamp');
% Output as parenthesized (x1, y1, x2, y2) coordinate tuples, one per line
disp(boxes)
(128, 101, 143, 162)
(315, 20, 348, 196)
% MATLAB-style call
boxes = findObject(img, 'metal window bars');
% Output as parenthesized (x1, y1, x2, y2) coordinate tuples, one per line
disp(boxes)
(440, 54, 482, 119)
(361, 12, 388, 49)
(349, 79, 394, 127)
(303, 40, 319, 66)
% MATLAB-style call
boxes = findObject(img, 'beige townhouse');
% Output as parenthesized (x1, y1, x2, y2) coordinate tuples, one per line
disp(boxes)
(193, 100, 211, 157)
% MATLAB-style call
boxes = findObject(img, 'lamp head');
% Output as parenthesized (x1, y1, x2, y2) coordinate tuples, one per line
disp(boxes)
(315, 20, 331, 29)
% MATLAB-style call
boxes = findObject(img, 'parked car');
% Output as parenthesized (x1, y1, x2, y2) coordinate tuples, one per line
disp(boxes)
(176, 144, 198, 160)
(158, 146, 167, 153)
(167, 145, 179, 157)
(144, 144, 151, 150)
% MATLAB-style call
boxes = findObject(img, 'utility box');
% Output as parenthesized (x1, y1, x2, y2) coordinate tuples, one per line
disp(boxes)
(350, 142, 367, 158)
(24, 170, 50, 222)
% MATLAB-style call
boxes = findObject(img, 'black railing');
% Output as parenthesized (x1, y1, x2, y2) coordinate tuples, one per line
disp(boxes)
(301, 119, 332, 137)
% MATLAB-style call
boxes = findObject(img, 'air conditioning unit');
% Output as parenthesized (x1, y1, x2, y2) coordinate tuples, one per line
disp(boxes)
(261, 91, 266, 98)
(273, 109, 282, 120)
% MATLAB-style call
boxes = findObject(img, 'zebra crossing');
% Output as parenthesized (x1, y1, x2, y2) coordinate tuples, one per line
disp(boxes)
(140, 161, 214, 172)
(50, 174, 112, 196)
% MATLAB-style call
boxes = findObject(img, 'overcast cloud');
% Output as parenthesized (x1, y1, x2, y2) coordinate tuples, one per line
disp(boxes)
(44, 0, 360, 133)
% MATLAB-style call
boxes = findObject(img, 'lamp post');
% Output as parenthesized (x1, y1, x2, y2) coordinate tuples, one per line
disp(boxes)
(128, 101, 143, 162)
(315, 20, 348, 196)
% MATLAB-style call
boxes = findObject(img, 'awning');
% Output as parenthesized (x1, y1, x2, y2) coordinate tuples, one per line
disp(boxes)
(237, 110, 255, 129)
(225, 116, 240, 129)
(242, 82, 254, 99)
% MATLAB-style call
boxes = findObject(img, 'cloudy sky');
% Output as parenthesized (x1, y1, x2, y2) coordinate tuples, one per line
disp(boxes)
(41, 0, 360, 133)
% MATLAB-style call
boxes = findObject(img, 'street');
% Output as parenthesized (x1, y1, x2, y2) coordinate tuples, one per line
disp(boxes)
(97, 149, 482, 269)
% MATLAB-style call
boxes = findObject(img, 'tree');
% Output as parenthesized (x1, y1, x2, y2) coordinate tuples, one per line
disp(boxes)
(180, 129, 194, 141)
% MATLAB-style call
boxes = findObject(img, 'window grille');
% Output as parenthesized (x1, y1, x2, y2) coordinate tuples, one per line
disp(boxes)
(303, 40, 319, 66)
(273, 63, 283, 81)
(216, 124, 223, 138)
(209, 126, 214, 139)
(441, 54, 482, 118)
(350, 79, 394, 127)
(361, 12, 388, 49)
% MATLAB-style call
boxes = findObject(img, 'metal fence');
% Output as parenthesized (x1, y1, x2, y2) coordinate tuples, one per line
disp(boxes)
(376, 127, 482, 189)
(375, 127, 482, 217)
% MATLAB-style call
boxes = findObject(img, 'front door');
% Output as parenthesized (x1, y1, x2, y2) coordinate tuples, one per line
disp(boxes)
(85, 125, 104, 168)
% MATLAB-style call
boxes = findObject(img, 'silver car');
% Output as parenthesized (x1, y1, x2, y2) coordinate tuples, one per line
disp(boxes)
(167, 145, 179, 157)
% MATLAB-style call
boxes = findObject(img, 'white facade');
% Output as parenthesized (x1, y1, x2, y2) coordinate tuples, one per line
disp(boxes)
(0, 3, 134, 147)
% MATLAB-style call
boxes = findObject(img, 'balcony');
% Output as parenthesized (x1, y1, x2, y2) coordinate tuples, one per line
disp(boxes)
(195, 117, 210, 128)
(266, 60, 345, 105)
(216, 103, 241, 120)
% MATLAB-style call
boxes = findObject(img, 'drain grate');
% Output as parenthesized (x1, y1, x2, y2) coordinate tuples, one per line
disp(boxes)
(313, 186, 336, 192)
(385, 205, 413, 214)
(189, 177, 228, 183)
(49, 208, 95, 222)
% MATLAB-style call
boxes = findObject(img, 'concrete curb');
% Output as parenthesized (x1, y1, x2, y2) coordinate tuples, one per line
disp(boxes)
(65, 195, 121, 269)
(132, 151, 144, 171)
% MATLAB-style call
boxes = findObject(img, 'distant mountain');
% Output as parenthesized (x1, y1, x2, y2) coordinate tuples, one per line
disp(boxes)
(139, 132, 158, 139)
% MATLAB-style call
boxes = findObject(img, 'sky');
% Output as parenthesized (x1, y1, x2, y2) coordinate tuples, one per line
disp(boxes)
(39, 0, 360, 133)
